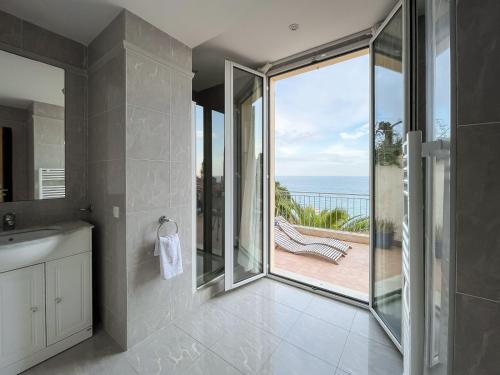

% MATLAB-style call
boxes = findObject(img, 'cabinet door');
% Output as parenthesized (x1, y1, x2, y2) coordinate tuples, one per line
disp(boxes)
(0, 264, 46, 367)
(46, 252, 92, 345)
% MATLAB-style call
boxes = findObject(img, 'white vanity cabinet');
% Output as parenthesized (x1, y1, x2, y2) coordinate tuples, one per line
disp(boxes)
(0, 264, 46, 368)
(0, 221, 93, 375)
(46, 252, 92, 345)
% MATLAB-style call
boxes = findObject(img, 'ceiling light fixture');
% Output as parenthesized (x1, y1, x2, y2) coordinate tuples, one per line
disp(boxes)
(288, 23, 299, 31)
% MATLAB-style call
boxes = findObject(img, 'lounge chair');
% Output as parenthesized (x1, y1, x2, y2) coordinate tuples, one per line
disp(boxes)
(274, 227, 343, 264)
(275, 216, 351, 254)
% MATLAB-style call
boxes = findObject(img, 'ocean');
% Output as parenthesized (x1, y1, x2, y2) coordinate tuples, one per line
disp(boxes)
(276, 176, 369, 196)
(275, 176, 370, 218)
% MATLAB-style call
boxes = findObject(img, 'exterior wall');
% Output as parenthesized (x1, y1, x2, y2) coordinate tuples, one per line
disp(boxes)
(453, 0, 500, 373)
(0, 9, 88, 227)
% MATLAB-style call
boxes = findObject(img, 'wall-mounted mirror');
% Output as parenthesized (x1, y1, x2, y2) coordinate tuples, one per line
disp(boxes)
(0, 50, 65, 202)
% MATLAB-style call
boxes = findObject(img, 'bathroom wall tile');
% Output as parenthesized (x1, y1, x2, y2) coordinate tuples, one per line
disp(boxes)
(88, 159, 126, 213)
(0, 10, 22, 48)
(0, 104, 27, 122)
(169, 272, 201, 321)
(170, 114, 191, 163)
(65, 71, 87, 119)
(126, 105, 170, 161)
(171, 73, 192, 117)
(456, 123, 500, 301)
(103, 307, 128, 350)
(65, 160, 86, 204)
(22, 21, 87, 69)
(126, 51, 171, 113)
(166, 204, 193, 266)
(89, 50, 125, 117)
(126, 207, 167, 268)
(66, 115, 86, 164)
(127, 301, 172, 348)
(170, 161, 191, 207)
(103, 258, 128, 319)
(88, 10, 125, 67)
(457, 0, 500, 125)
(171, 38, 192, 71)
(124, 11, 173, 64)
(126, 159, 170, 212)
(88, 106, 126, 163)
(454, 293, 500, 375)
(127, 256, 172, 322)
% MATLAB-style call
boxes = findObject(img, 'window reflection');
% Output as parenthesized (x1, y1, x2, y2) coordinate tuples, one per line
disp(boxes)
(372, 8, 404, 342)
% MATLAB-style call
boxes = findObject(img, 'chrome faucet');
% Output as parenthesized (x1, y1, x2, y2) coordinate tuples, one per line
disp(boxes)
(3, 212, 16, 231)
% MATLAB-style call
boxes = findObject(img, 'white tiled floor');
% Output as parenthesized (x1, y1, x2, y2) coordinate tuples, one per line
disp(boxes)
(24, 278, 402, 375)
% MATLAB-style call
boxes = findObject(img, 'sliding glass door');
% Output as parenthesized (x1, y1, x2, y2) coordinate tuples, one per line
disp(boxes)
(224, 61, 268, 290)
(370, 1, 407, 349)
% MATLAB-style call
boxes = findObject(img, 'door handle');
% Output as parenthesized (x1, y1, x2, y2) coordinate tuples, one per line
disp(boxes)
(30, 306, 39, 312)
(55, 297, 62, 304)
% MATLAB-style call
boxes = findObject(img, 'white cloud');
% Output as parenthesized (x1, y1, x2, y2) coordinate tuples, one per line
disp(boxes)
(340, 123, 369, 140)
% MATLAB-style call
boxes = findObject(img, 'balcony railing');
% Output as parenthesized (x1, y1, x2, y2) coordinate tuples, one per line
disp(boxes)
(275, 190, 370, 233)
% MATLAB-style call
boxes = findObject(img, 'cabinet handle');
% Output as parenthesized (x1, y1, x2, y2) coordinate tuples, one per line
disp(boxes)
(55, 297, 62, 304)
(30, 306, 38, 313)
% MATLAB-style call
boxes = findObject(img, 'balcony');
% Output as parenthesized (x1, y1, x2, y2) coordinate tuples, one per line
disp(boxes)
(272, 190, 371, 301)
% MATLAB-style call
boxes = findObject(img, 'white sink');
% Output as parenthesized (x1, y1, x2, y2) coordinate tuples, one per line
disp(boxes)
(0, 227, 61, 245)
(0, 221, 93, 273)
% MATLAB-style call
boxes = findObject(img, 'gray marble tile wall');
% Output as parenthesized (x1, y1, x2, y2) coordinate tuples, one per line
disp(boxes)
(0, 10, 88, 227)
(87, 10, 222, 350)
(123, 11, 213, 349)
(454, 0, 500, 373)
(88, 12, 128, 349)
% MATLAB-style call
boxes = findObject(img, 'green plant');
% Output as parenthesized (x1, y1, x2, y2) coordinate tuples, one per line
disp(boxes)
(274, 181, 300, 223)
(298, 207, 350, 229)
(375, 120, 403, 166)
(376, 219, 395, 233)
(341, 215, 370, 233)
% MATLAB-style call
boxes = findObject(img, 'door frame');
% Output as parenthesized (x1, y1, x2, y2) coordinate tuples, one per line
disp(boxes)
(368, 0, 410, 352)
(224, 60, 269, 291)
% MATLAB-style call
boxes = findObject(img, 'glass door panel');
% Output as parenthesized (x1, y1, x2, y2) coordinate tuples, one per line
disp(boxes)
(371, 4, 406, 346)
(425, 0, 451, 373)
(225, 61, 267, 290)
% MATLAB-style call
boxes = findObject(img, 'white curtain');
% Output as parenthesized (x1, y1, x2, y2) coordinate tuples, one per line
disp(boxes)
(237, 83, 262, 273)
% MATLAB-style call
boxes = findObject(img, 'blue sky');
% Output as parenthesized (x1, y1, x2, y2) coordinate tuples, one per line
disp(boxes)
(274, 53, 370, 177)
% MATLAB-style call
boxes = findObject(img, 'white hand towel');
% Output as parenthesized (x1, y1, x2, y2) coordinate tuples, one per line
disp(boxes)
(154, 233, 183, 280)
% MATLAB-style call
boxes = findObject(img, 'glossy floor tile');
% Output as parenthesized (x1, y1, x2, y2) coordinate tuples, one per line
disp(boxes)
(284, 313, 349, 366)
(23, 278, 402, 375)
(338, 332, 402, 375)
(23, 331, 137, 375)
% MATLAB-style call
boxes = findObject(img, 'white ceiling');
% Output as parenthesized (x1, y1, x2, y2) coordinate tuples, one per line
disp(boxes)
(0, 0, 396, 91)
(0, 50, 65, 109)
(193, 0, 396, 90)
(0, 0, 271, 47)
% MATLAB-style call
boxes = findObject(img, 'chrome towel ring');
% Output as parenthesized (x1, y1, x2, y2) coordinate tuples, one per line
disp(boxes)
(156, 216, 179, 241)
